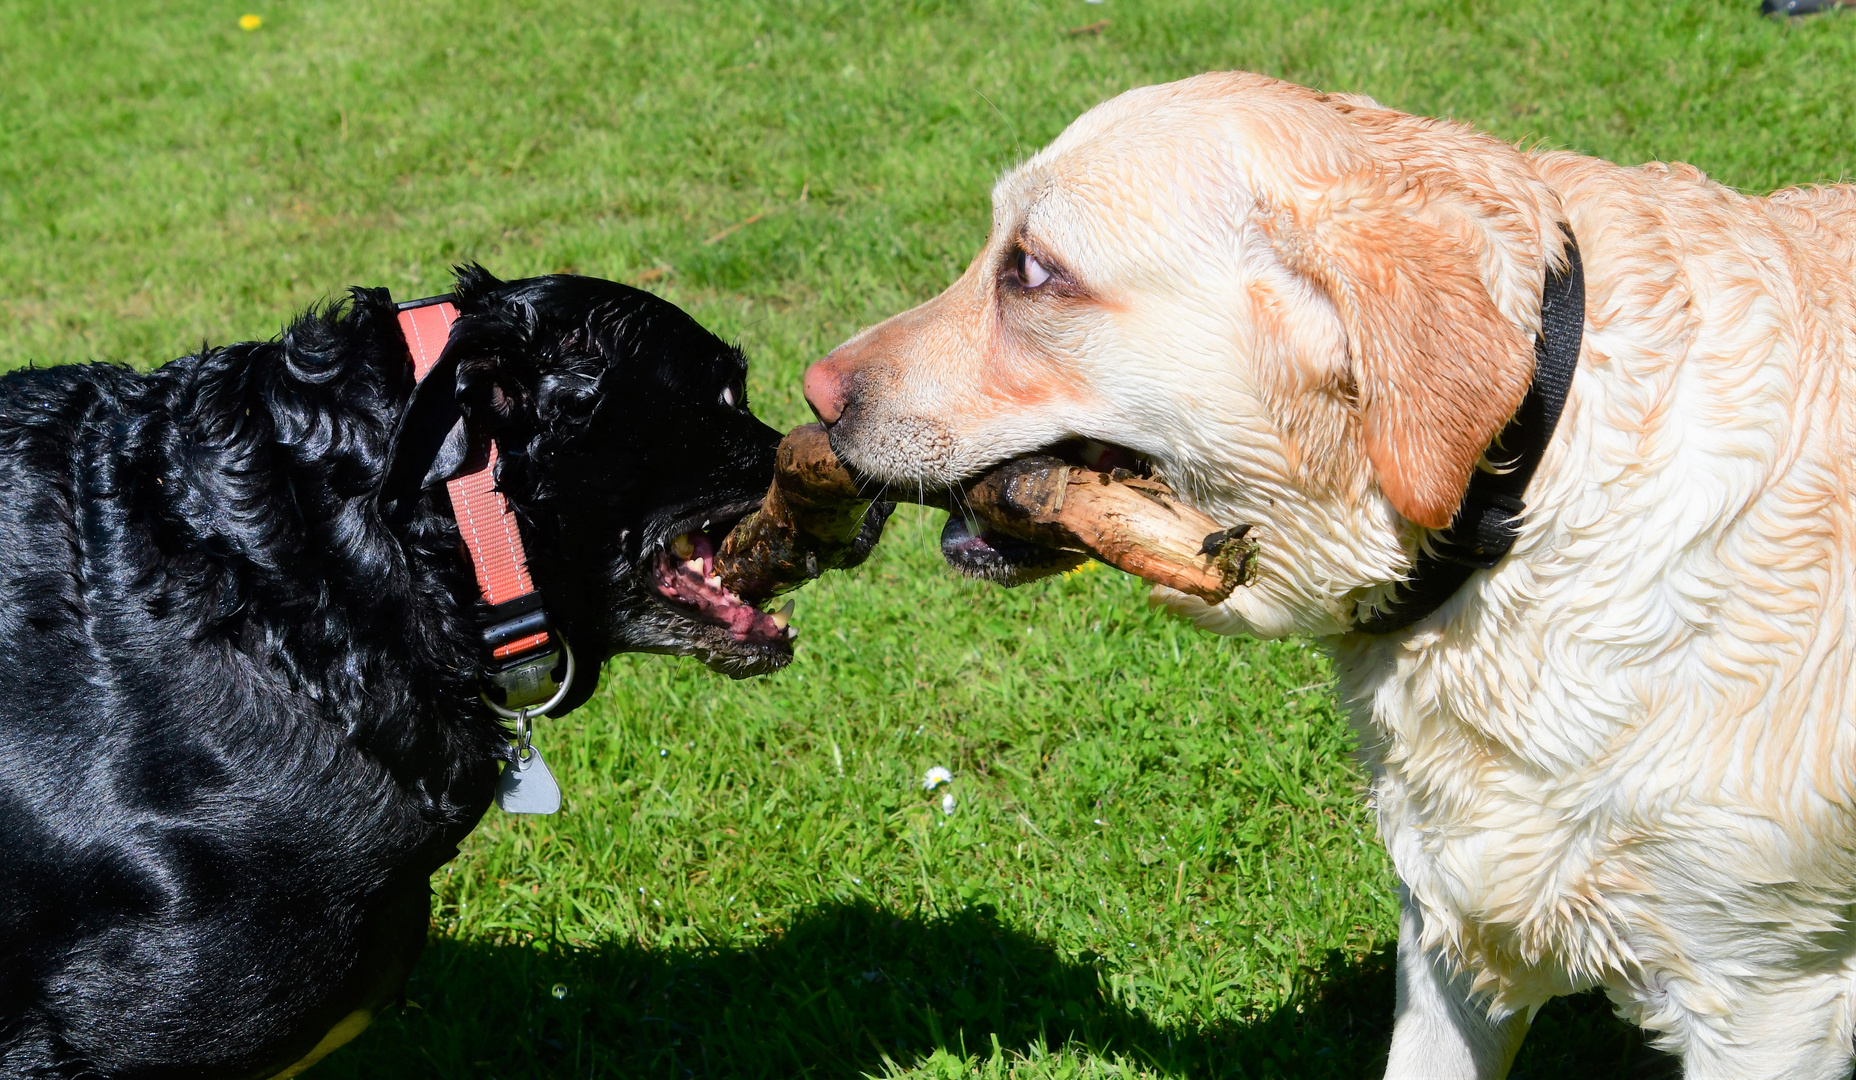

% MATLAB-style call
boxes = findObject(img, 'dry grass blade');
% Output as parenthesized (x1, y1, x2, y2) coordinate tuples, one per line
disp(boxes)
(702, 210, 769, 245)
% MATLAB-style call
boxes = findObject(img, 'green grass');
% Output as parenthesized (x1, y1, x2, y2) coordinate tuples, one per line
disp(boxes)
(3, 1, 1852, 1076)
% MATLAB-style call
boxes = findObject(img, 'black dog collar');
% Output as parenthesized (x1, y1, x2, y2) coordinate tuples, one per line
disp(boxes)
(1355, 229, 1586, 635)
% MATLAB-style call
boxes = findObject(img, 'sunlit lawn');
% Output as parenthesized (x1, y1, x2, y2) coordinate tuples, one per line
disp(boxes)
(3, 0, 1852, 1075)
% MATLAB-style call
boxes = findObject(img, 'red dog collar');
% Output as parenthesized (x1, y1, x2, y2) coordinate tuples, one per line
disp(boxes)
(393, 295, 571, 719)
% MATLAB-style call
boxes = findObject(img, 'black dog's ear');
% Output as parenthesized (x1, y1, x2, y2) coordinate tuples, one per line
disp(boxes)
(379, 349, 469, 523)
(378, 267, 521, 524)
(378, 351, 525, 516)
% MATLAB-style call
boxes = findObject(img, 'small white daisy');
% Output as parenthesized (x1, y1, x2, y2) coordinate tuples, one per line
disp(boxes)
(941, 792, 957, 816)
(923, 766, 952, 791)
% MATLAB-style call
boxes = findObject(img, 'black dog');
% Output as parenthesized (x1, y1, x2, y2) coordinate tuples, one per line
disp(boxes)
(0, 268, 873, 1077)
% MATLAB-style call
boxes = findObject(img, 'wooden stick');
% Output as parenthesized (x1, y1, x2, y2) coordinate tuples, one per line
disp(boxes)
(716, 424, 1257, 604)
(707, 425, 886, 602)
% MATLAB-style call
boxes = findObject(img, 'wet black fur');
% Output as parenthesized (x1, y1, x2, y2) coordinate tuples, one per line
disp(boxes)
(0, 268, 791, 1078)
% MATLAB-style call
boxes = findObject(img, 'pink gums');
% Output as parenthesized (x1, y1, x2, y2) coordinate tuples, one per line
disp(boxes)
(649, 531, 785, 644)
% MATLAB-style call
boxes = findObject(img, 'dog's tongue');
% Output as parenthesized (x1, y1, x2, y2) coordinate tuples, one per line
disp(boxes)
(938, 514, 1086, 587)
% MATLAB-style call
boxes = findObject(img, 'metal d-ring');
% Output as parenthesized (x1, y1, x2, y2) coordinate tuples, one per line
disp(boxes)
(512, 709, 534, 761)
(480, 634, 577, 723)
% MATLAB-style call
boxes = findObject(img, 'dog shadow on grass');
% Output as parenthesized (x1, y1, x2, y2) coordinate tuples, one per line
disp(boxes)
(320, 900, 1676, 1079)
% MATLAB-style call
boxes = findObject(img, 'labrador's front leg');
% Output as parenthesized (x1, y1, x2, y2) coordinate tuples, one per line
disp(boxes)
(1384, 885, 1530, 1080)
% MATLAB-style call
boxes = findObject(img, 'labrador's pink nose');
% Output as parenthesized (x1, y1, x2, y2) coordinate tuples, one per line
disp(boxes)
(802, 357, 848, 424)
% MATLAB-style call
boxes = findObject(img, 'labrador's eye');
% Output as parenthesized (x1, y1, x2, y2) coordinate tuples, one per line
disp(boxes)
(1018, 250, 1051, 289)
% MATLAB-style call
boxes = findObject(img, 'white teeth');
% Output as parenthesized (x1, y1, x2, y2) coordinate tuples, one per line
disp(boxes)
(771, 600, 794, 629)
(671, 533, 695, 559)
(784, 625, 798, 640)
(684, 558, 704, 574)
(705, 574, 723, 589)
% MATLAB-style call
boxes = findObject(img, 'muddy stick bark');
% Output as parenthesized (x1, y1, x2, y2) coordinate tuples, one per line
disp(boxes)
(717, 424, 1257, 604)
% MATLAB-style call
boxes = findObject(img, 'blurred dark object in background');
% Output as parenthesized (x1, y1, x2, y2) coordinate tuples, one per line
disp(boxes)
(1761, 0, 1853, 16)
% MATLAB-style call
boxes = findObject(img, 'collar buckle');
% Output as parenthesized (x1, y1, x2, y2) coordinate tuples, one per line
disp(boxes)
(481, 593, 550, 655)
(481, 636, 575, 720)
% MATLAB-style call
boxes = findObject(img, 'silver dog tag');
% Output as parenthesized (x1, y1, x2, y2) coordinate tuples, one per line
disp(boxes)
(495, 747, 561, 815)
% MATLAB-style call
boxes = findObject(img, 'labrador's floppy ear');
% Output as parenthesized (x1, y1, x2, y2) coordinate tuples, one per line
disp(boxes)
(1263, 185, 1539, 531)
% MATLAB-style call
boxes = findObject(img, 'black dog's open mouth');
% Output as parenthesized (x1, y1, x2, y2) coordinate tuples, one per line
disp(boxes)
(649, 524, 795, 650)
(938, 439, 1151, 586)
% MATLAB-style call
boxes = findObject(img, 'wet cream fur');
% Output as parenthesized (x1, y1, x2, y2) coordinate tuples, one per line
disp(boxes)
(809, 72, 1856, 1079)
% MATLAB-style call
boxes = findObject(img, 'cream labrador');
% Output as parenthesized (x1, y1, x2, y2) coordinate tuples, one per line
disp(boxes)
(801, 71, 1856, 1079)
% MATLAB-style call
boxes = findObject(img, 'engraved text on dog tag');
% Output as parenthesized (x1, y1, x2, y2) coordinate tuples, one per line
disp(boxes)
(495, 747, 561, 815)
